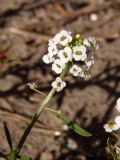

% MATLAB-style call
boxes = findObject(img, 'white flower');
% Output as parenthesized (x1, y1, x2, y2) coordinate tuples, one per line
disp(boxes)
(115, 116, 120, 127)
(79, 71, 91, 80)
(83, 37, 99, 49)
(116, 146, 120, 154)
(115, 98, 120, 112)
(90, 13, 98, 22)
(73, 45, 87, 61)
(58, 47, 72, 63)
(103, 123, 119, 133)
(48, 38, 57, 46)
(85, 59, 94, 69)
(83, 39, 91, 47)
(43, 54, 55, 64)
(48, 45, 58, 56)
(69, 65, 82, 77)
(52, 59, 65, 74)
(54, 30, 72, 46)
(52, 77, 66, 92)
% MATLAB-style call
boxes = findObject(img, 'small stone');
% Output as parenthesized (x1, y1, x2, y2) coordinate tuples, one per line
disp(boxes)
(67, 138, 77, 150)
(40, 151, 53, 160)
(90, 13, 98, 21)
(62, 124, 69, 131)
(54, 131, 61, 136)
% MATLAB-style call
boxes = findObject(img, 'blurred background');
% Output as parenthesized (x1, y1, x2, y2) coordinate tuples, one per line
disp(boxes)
(0, 0, 120, 159)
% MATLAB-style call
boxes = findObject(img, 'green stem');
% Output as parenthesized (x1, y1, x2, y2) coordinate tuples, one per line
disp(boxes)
(16, 63, 70, 155)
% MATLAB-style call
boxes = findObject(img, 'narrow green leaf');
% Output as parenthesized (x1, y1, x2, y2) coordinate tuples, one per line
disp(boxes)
(107, 138, 117, 160)
(20, 155, 32, 160)
(47, 108, 92, 137)
(3, 123, 13, 149)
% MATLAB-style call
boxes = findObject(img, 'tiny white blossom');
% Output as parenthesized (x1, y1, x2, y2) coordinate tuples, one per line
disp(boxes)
(54, 30, 72, 46)
(103, 123, 119, 133)
(48, 38, 57, 46)
(52, 59, 65, 74)
(115, 98, 120, 112)
(85, 59, 94, 69)
(83, 39, 91, 47)
(116, 146, 120, 154)
(69, 65, 82, 77)
(52, 77, 66, 92)
(48, 45, 58, 56)
(73, 45, 87, 61)
(58, 47, 72, 63)
(90, 13, 98, 22)
(43, 54, 55, 64)
(115, 116, 120, 128)
(79, 71, 91, 80)
(83, 37, 98, 49)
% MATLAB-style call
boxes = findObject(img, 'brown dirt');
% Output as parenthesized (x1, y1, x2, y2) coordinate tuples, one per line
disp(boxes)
(0, 0, 120, 159)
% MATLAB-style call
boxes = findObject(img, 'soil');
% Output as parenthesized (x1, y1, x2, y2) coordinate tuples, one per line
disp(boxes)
(0, 0, 120, 159)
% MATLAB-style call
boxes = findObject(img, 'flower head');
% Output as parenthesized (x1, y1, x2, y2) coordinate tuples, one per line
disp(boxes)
(43, 30, 98, 89)
(103, 123, 119, 133)
(52, 77, 66, 92)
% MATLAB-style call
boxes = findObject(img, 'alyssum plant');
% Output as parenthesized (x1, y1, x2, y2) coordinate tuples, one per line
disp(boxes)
(0, 30, 98, 160)
(104, 98, 120, 160)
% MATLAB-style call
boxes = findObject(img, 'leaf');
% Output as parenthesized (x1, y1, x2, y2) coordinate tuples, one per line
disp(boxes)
(107, 138, 117, 160)
(7, 150, 17, 160)
(20, 155, 32, 160)
(47, 108, 92, 137)
(3, 123, 13, 149)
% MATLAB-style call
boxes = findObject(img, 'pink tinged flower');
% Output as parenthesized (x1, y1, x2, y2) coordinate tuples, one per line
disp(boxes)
(85, 59, 94, 69)
(83, 37, 99, 50)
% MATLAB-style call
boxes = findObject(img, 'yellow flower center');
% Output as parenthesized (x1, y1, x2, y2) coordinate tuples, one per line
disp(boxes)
(57, 82, 61, 87)
(75, 51, 81, 55)
(60, 36, 66, 41)
(63, 52, 68, 58)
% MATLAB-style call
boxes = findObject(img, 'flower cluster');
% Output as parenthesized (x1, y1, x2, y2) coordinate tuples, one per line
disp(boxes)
(104, 98, 120, 133)
(43, 30, 98, 92)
